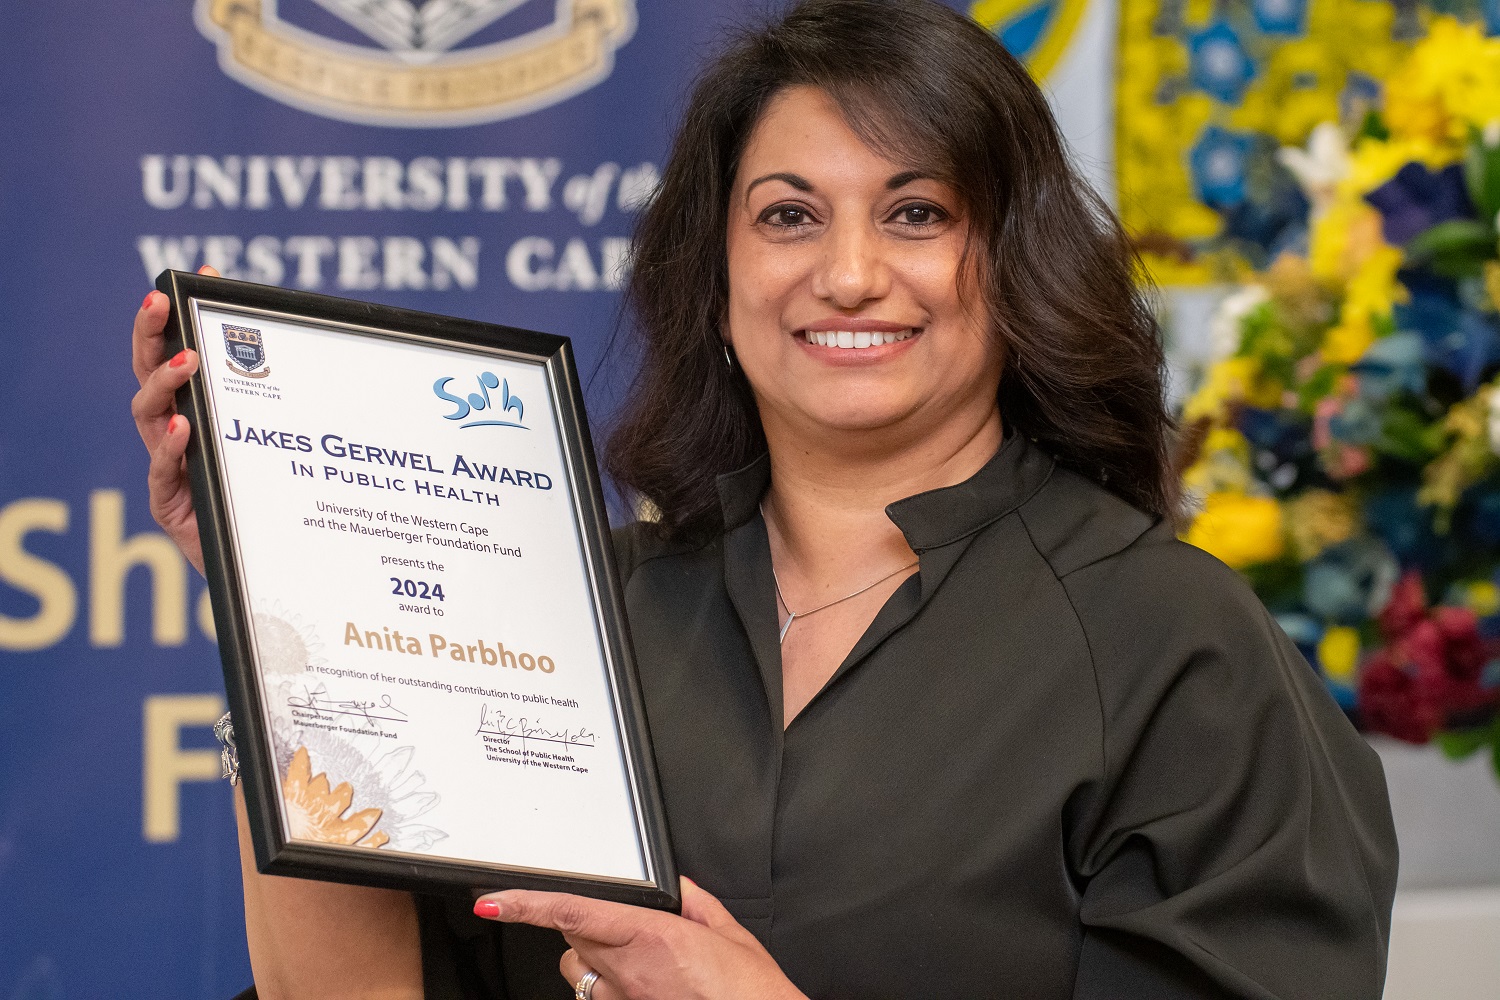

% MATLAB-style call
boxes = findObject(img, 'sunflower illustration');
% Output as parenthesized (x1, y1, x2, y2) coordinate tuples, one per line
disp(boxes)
(272, 723, 446, 852)
(282, 746, 389, 849)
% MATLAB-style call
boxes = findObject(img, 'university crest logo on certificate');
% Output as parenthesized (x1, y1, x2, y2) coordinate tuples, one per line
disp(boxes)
(195, 0, 637, 127)
(223, 324, 271, 378)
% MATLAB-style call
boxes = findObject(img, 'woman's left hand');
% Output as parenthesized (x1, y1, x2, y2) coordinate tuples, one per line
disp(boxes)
(473, 877, 806, 1000)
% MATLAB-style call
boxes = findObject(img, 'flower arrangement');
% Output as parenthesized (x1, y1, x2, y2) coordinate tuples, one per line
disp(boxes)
(1180, 18, 1500, 777)
(1115, 0, 1425, 286)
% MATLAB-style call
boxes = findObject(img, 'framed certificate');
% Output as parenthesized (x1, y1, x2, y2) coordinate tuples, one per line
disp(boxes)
(157, 269, 678, 912)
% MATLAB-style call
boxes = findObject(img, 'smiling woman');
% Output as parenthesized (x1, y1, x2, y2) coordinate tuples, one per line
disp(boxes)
(440, 2, 1394, 999)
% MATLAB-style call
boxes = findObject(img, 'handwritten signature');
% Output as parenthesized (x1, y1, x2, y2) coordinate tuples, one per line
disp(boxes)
(476, 703, 597, 748)
(286, 683, 408, 725)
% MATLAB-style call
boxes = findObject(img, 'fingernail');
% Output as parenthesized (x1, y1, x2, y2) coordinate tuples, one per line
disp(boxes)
(168, 350, 188, 368)
(473, 899, 500, 918)
(168, 415, 184, 434)
(683, 876, 697, 887)
(142, 291, 156, 310)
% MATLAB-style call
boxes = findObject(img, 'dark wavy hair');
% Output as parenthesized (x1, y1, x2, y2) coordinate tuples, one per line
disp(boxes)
(605, 0, 1176, 541)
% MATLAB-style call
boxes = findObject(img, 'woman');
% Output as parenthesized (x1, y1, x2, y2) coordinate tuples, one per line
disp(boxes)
(131, 1, 1398, 997)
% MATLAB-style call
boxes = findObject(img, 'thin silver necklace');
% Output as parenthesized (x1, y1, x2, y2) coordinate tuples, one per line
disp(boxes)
(760, 503, 919, 644)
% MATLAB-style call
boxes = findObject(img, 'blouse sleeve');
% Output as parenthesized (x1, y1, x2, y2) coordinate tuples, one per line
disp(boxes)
(1063, 542, 1398, 999)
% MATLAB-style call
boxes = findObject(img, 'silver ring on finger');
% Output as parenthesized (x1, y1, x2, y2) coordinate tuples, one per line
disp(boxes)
(574, 969, 600, 1000)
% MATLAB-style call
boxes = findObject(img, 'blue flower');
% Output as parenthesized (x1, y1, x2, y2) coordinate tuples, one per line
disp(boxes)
(1366, 488, 1445, 569)
(1393, 280, 1500, 393)
(1303, 538, 1399, 624)
(1464, 490, 1500, 548)
(1220, 175, 1311, 260)
(1276, 613, 1324, 662)
(1239, 407, 1319, 491)
(1482, 659, 1500, 690)
(1350, 332, 1427, 400)
(1189, 22, 1256, 103)
(1328, 397, 1384, 445)
(1364, 163, 1473, 245)
(1191, 127, 1255, 208)
(1252, 0, 1307, 34)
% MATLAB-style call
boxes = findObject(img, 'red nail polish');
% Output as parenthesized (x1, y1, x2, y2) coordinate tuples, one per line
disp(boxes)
(142, 291, 155, 310)
(168, 350, 188, 368)
(168, 415, 183, 434)
(473, 900, 500, 918)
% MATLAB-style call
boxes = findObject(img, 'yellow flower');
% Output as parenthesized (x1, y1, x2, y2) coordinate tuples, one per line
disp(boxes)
(1318, 626, 1361, 683)
(1464, 580, 1500, 618)
(1183, 428, 1255, 496)
(1341, 136, 1461, 199)
(1309, 200, 1385, 286)
(1183, 357, 1280, 424)
(1321, 244, 1407, 364)
(1418, 390, 1498, 529)
(1136, 250, 1216, 287)
(1285, 490, 1360, 560)
(1484, 261, 1500, 313)
(1185, 492, 1286, 568)
(1384, 19, 1500, 143)
(282, 746, 389, 849)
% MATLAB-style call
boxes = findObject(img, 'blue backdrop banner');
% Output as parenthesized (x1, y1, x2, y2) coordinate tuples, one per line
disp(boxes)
(0, 2, 1092, 995)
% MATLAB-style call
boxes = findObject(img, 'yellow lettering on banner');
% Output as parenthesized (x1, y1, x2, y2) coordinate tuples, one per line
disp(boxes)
(0, 498, 77, 651)
(143, 694, 227, 843)
(198, 589, 217, 643)
(90, 489, 187, 647)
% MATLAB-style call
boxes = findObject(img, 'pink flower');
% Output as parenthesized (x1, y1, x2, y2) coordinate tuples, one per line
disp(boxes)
(1360, 578, 1499, 742)
(1359, 653, 1443, 743)
(1378, 572, 1428, 639)
(1313, 397, 1340, 450)
(1432, 606, 1487, 681)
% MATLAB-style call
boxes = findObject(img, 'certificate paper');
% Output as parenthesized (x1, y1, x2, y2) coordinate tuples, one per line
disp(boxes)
(161, 272, 675, 908)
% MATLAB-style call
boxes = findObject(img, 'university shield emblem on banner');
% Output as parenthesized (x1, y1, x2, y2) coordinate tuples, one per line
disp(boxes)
(195, 0, 637, 127)
(224, 324, 270, 378)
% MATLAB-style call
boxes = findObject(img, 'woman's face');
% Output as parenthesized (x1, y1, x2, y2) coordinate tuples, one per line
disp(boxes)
(725, 85, 1003, 443)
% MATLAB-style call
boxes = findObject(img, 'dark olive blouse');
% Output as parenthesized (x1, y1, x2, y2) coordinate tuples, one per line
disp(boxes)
(419, 434, 1398, 999)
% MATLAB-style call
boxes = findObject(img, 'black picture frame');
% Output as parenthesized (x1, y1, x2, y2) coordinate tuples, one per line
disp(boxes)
(157, 269, 679, 913)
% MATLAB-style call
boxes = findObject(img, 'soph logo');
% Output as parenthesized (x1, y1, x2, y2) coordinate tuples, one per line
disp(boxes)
(224, 324, 270, 378)
(434, 372, 527, 429)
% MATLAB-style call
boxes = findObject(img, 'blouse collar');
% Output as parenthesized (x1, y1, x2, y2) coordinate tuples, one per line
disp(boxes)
(714, 432, 1055, 553)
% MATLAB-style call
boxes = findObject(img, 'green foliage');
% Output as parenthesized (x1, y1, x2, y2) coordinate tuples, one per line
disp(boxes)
(1358, 109, 1390, 143)
(1437, 719, 1500, 781)
(1404, 219, 1500, 279)
(1296, 364, 1341, 414)
(1465, 125, 1500, 221)
(1377, 404, 1450, 463)
(1436, 725, 1491, 760)
(1242, 557, 1306, 611)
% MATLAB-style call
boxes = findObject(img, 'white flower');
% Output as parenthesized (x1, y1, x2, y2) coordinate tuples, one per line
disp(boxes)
(1278, 123, 1350, 219)
(1209, 284, 1271, 360)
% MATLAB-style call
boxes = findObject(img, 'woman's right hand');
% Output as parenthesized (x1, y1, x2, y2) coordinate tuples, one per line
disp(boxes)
(131, 267, 216, 576)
